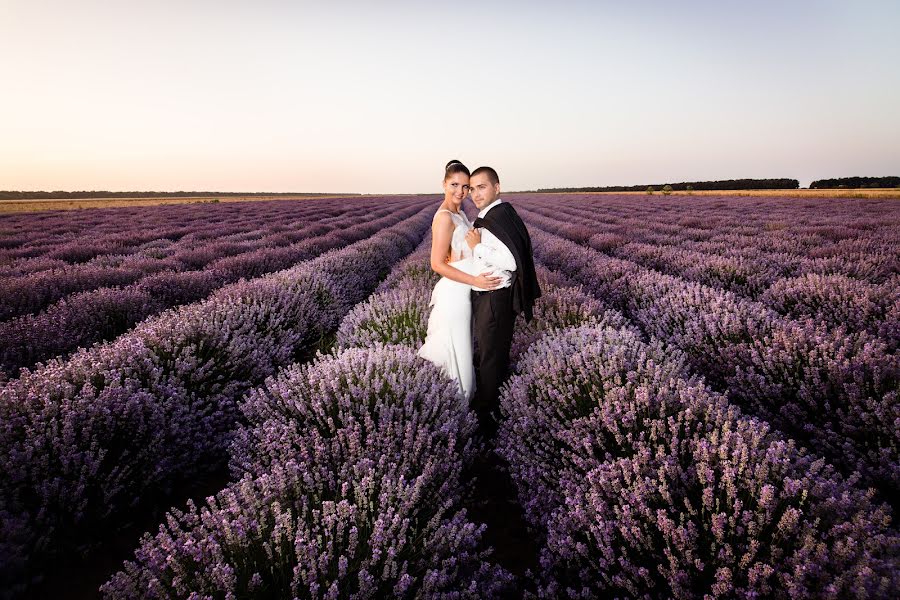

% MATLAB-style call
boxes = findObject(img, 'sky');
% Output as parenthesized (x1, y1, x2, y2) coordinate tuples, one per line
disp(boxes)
(1, 0, 898, 193)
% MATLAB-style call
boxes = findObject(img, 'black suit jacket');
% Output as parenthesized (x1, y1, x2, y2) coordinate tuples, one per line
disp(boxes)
(473, 201, 541, 322)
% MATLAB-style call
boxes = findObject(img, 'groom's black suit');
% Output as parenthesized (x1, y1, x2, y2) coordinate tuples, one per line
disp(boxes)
(470, 201, 541, 438)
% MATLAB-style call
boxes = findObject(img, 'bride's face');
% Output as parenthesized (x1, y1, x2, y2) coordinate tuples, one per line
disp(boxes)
(443, 173, 470, 204)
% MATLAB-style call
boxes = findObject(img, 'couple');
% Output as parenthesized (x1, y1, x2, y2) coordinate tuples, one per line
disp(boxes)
(417, 160, 541, 439)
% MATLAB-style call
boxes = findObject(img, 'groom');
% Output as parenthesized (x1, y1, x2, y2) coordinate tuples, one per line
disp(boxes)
(465, 166, 541, 440)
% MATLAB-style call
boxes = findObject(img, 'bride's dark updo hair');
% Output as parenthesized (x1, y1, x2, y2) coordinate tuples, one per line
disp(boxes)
(444, 159, 470, 181)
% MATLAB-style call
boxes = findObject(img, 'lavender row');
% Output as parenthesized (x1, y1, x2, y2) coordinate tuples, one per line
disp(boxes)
(516, 194, 899, 263)
(0, 203, 427, 378)
(606, 242, 899, 349)
(498, 323, 900, 598)
(0, 199, 303, 262)
(523, 198, 900, 353)
(520, 202, 899, 348)
(102, 344, 512, 598)
(0, 195, 396, 263)
(335, 238, 436, 349)
(524, 196, 899, 252)
(1, 197, 395, 277)
(521, 199, 897, 306)
(0, 206, 433, 595)
(525, 197, 899, 286)
(520, 197, 899, 284)
(760, 272, 899, 350)
(0, 205, 345, 277)
(522, 220, 900, 506)
(0, 197, 422, 311)
(0, 206, 368, 320)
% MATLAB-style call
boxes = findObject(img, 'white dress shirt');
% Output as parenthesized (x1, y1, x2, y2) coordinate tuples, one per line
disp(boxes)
(471, 199, 517, 292)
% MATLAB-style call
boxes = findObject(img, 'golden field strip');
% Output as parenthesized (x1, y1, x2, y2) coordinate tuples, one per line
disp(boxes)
(510, 188, 900, 199)
(0, 194, 365, 214)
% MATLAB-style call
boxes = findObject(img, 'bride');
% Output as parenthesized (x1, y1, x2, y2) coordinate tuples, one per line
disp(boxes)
(417, 160, 502, 402)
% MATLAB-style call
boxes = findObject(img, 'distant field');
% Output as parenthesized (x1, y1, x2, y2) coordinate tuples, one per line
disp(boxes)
(0, 194, 374, 213)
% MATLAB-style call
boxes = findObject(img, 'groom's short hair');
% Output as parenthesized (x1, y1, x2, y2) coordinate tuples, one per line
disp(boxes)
(471, 166, 499, 185)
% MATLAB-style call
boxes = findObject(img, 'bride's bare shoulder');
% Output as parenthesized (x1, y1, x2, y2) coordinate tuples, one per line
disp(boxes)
(431, 210, 454, 228)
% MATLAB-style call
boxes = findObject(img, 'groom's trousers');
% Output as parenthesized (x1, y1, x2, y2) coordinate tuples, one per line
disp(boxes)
(470, 286, 515, 437)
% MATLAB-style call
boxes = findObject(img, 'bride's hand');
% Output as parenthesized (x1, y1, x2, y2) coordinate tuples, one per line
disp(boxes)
(472, 271, 503, 289)
(465, 228, 481, 250)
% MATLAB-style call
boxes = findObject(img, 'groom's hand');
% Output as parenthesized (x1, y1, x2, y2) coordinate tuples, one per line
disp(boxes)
(465, 228, 481, 250)
(473, 271, 503, 290)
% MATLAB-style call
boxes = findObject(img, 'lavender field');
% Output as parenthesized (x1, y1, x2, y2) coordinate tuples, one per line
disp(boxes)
(1, 194, 898, 598)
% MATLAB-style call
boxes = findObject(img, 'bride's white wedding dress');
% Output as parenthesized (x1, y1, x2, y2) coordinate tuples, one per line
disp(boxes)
(417, 208, 476, 402)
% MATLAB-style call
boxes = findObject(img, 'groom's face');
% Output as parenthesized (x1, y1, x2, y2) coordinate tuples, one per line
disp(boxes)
(470, 173, 500, 209)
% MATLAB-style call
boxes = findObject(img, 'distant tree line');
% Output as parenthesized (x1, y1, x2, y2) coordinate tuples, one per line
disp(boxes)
(0, 191, 359, 200)
(809, 176, 900, 189)
(528, 179, 800, 193)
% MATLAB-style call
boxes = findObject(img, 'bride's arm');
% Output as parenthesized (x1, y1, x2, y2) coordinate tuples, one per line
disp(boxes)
(430, 213, 502, 289)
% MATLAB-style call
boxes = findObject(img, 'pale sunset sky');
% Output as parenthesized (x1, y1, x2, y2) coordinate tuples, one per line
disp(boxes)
(1, 0, 898, 193)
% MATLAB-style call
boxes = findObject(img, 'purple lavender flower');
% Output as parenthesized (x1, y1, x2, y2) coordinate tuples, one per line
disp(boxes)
(101, 345, 511, 598)
(336, 282, 433, 349)
(518, 212, 900, 503)
(499, 323, 900, 599)
(0, 204, 435, 590)
(0, 201, 431, 376)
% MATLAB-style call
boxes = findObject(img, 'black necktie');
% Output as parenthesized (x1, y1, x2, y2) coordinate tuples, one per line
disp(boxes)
(473, 217, 485, 228)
